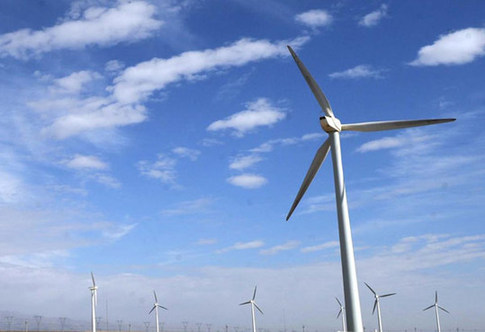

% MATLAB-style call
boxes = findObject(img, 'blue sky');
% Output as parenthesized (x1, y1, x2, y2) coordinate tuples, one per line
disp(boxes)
(0, 0, 485, 331)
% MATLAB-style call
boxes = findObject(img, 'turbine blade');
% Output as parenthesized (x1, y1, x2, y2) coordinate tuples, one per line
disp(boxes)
(239, 301, 251, 306)
(287, 46, 334, 117)
(438, 306, 449, 314)
(149, 306, 156, 314)
(380, 293, 396, 298)
(341, 118, 455, 132)
(335, 297, 342, 307)
(91, 272, 96, 287)
(252, 286, 257, 300)
(286, 138, 331, 221)
(435, 291, 438, 304)
(372, 300, 377, 315)
(254, 303, 264, 315)
(336, 309, 342, 319)
(364, 282, 376, 295)
(159, 305, 168, 311)
(154, 290, 158, 303)
(423, 305, 434, 311)
(94, 290, 98, 306)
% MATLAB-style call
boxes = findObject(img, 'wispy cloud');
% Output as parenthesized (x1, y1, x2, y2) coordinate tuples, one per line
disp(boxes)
(260, 240, 300, 255)
(226, 174, 268, 189)
(137, 154, 177, 185)
(172, 147, 201, 161)
(64, 154, 108, 170)
(50, 71, 102, 94)
(0, 1, 162, 59)
(112, 37, 308, 104)
(196, 238, 217, 246)
(329, 65, 385, 79)
(359, 4, 388, 27)
(301, 241, 339, 253)
(207, 98, 286, 137)
(295, 9, 333, 28)
(410, 28, 485, 66)
(102, 223, 137, 241)
(217, 240, 265, 253)
(229, 154, 263, 170)
(162, 198, 213, 216)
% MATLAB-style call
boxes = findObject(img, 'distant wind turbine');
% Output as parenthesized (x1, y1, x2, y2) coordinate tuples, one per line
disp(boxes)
(285, 45, 455, 332)
(423, 291, 449, 332)
(335, 297, 346, 332)
(149, 291, 168, 332)
(364, 282, 395, 332)
(239, 286, 263, 332)
(89, 273, 98, 332)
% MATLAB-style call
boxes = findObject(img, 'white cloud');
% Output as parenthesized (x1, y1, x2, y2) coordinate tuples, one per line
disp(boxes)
(162, 198, 213, 216)
(39, 99, 147, 139)
(226, 174, 268, 189)
(101, 223, 137, 241)
(207, 98, 286, 136)
(0, 1, 162, 59)
(172, 147, 201, 161)
(112, 37, 308, 104)
(410, 28, 485, 66)
(218, 240, 265, 253)
(137, 154, 177, 184)
(229, 154, 263, 170)
(329, 65, 384, 79)
(105, 60, 125, 73)
(196, 238, 217, 246)
(295, 9, 333, 28)
(260, 241, 300, 255)
(301, 241, 339, 253)
(64, 154, 108, 170)
(51, 71, 102, 94)
(356, 131, 434, 153)
(359, 4, 388, 27)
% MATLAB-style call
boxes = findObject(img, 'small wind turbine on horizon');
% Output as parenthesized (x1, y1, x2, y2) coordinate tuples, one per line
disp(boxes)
(364, 282, 395, 332)
(336, 297, 346, 332)
(423, 291, 449, 332)
(239, 286, 263, 332)
(149, 291, 168, 332)
(285, 45, 455, 332)
(89, 272, 98, 332)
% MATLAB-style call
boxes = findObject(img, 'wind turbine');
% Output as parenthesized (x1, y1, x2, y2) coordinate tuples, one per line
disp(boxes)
(149, 291, 168, 332)
(423, 291, 449, 332)
(285, 45, 455, 332)
(364, 282, 395, 332)
(239, 286, 263, 332)
(89, 272, 98, 332)
(335, 297, 346, 332)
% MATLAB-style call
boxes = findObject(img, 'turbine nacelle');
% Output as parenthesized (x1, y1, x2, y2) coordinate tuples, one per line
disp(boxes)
(320, 116, 342, 133)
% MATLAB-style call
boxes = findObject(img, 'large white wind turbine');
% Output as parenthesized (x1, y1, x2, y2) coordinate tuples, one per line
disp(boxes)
(89, 272, 98, 332)
(335, 297, 346, 332)
(365, 282, 395, 332)
(423, 291, 449, 332)
(285, 45, 455, 332)
(239, 286, 263, 332)
(149, 291, 168, 332)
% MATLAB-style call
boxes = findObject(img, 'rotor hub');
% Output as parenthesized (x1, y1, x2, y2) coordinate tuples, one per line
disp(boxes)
(320, 116, 342, 132)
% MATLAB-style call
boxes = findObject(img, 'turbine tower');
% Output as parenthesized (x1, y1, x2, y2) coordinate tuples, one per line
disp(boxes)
(335, 297, 346, 332)
(364, 282, 395, 332)
(149, 291, 168, 332)
(285, 45, 455, 332)
(89, 273, 98, 332)
(239, 286, 263, 332)
(423, 291, 449, 332)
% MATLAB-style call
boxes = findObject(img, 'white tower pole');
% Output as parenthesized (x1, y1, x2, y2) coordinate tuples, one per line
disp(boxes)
(330, 132, 363, 332)
(91, 289, 97, 332)
(251, 302, 256, 332)
(376, 300, 383, 332)
(155, 306, 160, 332)
(435, 305, 441, 332)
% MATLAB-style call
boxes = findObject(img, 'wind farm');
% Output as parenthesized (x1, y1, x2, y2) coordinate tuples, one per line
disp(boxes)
(0, 1, 484, 332)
